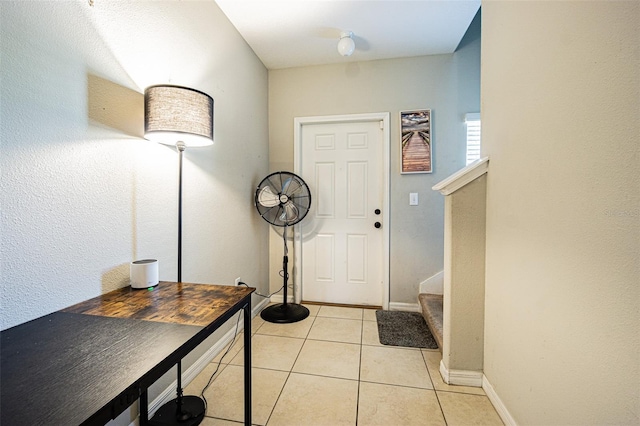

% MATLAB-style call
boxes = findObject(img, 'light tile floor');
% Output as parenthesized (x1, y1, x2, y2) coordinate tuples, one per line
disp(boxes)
(185, 304, 503, 426)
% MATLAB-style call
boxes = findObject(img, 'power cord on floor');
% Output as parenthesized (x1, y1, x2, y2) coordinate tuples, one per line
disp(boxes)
(237, 281, 286, 299)
(198, 281, 287, 410)
(198, 280, 300, 412)
(199, 310, 243, 411)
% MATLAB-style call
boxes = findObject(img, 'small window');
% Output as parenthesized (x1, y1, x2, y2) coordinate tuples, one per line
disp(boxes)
(465, 113, 481, 165)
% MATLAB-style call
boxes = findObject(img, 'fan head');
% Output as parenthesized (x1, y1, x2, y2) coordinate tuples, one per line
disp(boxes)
(255, 171, 311, 227)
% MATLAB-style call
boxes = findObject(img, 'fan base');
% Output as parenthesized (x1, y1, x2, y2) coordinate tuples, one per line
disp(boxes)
(261, 303, 309, 323)
(148, 395, 205, 425)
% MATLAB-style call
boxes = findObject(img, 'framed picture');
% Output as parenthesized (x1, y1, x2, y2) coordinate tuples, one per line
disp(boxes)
(400, 109, 432, 174)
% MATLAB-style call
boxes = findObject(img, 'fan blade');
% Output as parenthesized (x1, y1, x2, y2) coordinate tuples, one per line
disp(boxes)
(258, 186, 280, 208)
(280, 201, 299, 223)
(282, 176, 293, 192)
(282, 176, 303, 196)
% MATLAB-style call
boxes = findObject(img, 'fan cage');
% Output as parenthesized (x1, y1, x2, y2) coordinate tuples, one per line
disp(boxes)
(255, 171, 311, 227)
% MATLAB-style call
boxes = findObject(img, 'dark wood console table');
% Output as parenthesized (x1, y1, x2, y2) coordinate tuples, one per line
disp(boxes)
(0, 282, 254, 426)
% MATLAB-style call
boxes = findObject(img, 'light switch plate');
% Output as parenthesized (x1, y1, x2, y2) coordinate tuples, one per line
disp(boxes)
(410, 192, 419, 206)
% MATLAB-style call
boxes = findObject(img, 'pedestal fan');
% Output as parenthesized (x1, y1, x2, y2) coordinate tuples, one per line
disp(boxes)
(255, 171, 311, 323)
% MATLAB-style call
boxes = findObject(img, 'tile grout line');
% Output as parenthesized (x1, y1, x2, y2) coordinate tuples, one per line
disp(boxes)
(285, 307, 442, 425)
(199, 313, 247, 423)
(215, 305, 496, 425)
(421, 349, 449, 425)
(263, 310, 319, 426)
(354, 316, 364, 426)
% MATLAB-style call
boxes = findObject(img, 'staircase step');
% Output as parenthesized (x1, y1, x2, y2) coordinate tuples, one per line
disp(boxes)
(418, 293, 443, 350)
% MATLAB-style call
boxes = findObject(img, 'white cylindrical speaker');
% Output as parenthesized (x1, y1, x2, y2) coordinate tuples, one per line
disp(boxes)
(130, 259, 159, 289)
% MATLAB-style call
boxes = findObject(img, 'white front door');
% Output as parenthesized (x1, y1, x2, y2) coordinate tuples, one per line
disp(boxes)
(296, 115, 388, 306)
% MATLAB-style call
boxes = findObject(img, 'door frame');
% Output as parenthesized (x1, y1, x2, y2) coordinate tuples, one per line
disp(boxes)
(293, 112, 390, 310)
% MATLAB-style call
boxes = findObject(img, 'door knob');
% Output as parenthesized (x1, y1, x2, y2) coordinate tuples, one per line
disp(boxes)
(374, 222, 381, 229)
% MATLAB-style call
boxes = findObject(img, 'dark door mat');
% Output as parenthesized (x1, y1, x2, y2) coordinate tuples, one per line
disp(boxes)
(376, 310, 438, 349)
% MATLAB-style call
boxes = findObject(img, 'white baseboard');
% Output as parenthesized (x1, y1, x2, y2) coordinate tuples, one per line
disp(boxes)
(419, 271, 444, 295)
(142, 298, 270, 422)
(388, 302, 421, 312)
(252, 297, 271, 314)
(482, 375, 517, 426)
(439, 360, 483, 387)
(269, 294, 294, 303)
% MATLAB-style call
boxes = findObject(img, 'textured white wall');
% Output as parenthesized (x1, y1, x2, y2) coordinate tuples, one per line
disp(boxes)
(482, 1, 639, 424)
(0, 0, 269, 332)
(268, 13, 481, 304)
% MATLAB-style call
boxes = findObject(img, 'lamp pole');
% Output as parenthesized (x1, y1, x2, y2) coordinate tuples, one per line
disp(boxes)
(177, 141, 185, 283)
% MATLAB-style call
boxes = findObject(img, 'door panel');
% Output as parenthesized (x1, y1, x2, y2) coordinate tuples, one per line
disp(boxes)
(347, 234, 367, 283)
(314, 233, 335, 282)
(348, 162, 367, 218)
(315, 163, 335, 218)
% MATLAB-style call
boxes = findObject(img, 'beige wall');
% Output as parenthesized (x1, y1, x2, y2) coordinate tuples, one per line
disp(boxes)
(482, 1, 639, 424)
(443, 174, 486, 373)
(0, 0, 268, 420)
(268, 15, 480, 303)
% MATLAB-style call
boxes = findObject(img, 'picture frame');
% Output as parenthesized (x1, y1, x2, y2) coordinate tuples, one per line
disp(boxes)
(400, 109, 432, 174)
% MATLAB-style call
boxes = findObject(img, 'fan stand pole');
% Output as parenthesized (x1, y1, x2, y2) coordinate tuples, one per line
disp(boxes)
(260, 226, 310, 323)
(282, 252, 289, 308)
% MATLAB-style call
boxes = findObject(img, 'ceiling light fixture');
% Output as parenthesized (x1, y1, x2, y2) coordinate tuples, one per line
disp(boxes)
(337, 31, 355, 57)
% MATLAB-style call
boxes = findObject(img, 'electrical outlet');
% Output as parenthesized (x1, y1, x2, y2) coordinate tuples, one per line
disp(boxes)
(235, 277, 242, 286)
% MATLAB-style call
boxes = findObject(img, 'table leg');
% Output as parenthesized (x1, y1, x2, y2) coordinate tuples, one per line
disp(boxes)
(243, 303, 252, 426)
(139, 389, 149, 426)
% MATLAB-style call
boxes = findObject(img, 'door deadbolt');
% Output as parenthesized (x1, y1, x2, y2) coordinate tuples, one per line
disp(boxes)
(374, 209, 381, 215)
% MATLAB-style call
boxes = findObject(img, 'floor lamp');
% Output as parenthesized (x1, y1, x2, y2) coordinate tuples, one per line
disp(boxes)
(144, 85, 214, 426)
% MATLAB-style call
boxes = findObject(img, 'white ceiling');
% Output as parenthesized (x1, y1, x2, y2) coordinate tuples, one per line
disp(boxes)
(215, 0, 481, 70)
